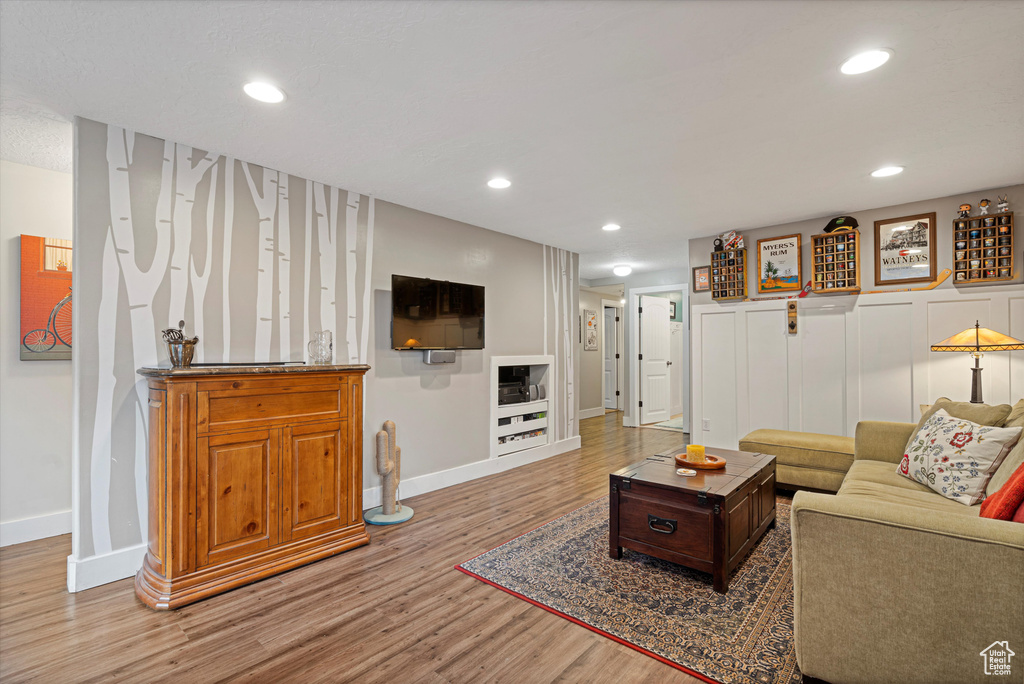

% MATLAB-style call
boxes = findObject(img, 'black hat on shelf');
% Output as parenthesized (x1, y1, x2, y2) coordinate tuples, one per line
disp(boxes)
(823, 216, 859, 233)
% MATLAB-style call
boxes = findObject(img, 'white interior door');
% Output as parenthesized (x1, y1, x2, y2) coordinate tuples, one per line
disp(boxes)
(603, 307, 617, 408)
(640, 295, 671, 424)
(670, 322, 684, 417)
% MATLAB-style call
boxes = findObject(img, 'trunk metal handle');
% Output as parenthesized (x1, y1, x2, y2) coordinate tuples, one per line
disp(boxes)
(647, 514, 677, 534)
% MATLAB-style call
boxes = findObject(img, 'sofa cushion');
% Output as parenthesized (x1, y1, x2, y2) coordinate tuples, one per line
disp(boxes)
(899, 409, 1022, 505)
(981, 462, 1024, 520)
(905, 397, 1012, 453)
(987, 400, 1024, 496)
(837, 478, 981, 517)
(843, 459, 935, 493)
(739, 429, 854, 472)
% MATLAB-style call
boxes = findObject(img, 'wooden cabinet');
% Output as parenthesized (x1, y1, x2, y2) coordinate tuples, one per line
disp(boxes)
(135, 365, 370, 609)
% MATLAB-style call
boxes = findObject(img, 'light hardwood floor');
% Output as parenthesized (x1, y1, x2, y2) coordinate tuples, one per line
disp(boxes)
(0, 413, 700, 683)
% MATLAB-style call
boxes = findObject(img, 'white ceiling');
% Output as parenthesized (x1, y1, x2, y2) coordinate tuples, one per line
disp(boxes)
(2, 0, 1022, 280)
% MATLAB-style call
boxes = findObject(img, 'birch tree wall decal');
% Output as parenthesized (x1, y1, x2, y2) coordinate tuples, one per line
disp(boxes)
(314, 182, 337, 344)
(547, 245, 561, 440)
(190, 159, 218, 363)
(104, 127, 175, 550)
(303, 179, 314, 358)
(277, 173, 291, 360)
(221, 158, 235, 361)
(89, 226, 121, 555)
(344, 191, 360, 363)
(242, 162, 279, 361)
(359, 197, 375, 364)
(168, 144, 216, 322)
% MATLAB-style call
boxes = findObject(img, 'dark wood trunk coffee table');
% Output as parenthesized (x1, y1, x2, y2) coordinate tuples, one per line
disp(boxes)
(609, 447, 776, 593)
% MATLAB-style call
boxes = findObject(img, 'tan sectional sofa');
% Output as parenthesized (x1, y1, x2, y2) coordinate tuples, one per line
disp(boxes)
(790, 402, 1024, 684)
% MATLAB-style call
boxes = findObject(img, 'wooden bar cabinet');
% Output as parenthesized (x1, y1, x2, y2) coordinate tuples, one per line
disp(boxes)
(135, 364, 371, 609)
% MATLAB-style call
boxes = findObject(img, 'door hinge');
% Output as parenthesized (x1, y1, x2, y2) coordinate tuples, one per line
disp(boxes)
(615, 316, 620, 322)
(615, 390, 620, 396)
(638, 307, 643, 314)
(638, 353, 643, 360)
(615, 353, 620, 359)
(639, 400, 643, 408)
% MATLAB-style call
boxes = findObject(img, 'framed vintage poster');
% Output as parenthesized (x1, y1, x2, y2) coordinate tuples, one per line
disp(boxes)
(756, 234, 802, 293)
(692, 266, 710, 292)
(874, 212, 937, 285)
(584, 308, 598, 350)
(20, 235, 73, 360)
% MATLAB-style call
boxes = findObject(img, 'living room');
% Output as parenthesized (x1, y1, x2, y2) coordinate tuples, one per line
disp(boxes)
(1, 2, 1022, 683)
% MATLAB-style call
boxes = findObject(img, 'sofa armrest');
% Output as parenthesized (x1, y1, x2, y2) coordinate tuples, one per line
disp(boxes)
(791, 492, 1024, 684)
(854, 420, 916, 464)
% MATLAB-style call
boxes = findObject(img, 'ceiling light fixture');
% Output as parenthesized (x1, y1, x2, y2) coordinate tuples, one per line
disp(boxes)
(841, 49, 892, 75)
(602, 223, 621, 232)
(871, 166, 904, 178)
(487, 178, 511, 189)
(243, 81, 286, 104)
(613, 265, 632, 277)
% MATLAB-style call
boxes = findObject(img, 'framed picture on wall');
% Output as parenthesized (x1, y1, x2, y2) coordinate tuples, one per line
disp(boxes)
(874, 212, 937, 285)
(692, 266, 710, 292)
(20, 234, 73, 361)
(584, 309, 598, 350)
(756, 234, 802, 293)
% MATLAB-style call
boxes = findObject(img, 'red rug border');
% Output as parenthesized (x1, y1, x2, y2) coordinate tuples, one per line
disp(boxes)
(454, 495, 723, 684)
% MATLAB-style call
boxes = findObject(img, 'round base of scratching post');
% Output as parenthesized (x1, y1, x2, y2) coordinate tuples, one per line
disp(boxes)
(364, 505, 414, 526)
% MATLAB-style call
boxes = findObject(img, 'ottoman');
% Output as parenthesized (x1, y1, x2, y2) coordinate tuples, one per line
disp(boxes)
(739, 429, 854, 492)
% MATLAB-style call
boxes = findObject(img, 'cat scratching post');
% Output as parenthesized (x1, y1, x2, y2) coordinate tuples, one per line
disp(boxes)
(364, 420, 414, 525)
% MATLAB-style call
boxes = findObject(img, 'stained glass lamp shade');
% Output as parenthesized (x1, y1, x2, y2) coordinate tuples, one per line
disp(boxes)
(930, 321, 1024, 403)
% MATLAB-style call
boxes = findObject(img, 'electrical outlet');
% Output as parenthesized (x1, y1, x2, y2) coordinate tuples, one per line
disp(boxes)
(702, 419, 711, 431)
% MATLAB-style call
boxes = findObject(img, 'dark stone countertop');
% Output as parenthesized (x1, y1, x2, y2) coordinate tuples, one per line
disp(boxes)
(138, 363, 370, 377)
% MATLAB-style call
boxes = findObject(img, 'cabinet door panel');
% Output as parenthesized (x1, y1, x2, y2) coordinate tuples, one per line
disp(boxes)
(281, 421, 348, 542)
(197, 429, 278, 567)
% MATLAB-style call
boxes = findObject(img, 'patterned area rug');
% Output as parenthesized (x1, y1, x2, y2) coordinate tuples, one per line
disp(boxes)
(457, 497, 800, 684)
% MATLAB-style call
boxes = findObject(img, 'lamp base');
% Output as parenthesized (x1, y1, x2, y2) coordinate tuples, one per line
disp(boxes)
(970, 366, 983, 404)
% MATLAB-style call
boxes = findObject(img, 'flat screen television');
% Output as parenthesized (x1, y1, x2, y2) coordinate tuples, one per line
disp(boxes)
(391, 274, 485, 350)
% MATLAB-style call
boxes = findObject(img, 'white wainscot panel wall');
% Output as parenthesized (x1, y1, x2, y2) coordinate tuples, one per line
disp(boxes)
(691, 286, 1024, 449)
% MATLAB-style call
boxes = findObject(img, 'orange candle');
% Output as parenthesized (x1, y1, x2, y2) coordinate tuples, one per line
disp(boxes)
(687, 444, 705, 463)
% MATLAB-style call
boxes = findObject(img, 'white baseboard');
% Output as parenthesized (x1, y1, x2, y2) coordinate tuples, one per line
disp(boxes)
(0, 510, 72, 547)
(578, 407, 605, 420)
(363, 435, 582, 510)
(67, 542, 147, 593)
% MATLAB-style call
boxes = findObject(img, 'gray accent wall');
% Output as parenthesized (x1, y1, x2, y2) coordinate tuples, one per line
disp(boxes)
(72, 118, 579, 585)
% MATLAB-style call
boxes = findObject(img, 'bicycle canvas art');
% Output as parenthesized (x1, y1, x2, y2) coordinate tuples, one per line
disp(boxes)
(20, 234, 72, 360)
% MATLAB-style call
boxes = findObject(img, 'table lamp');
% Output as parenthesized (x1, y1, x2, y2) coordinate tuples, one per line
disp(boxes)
(930, 321, 1023, 403)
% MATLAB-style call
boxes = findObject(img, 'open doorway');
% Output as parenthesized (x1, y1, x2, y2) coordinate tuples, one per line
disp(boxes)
(578, 285, 624, 421)
(630, 285, 689, 434)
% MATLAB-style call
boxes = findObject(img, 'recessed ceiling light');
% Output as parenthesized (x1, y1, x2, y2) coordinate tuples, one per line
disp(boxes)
(871, 166, 904, 178)
(602, 223, 621, 231)
(841, 49, 892, 75)
(243, 81, 286, 104)
(487, 178, 511, 189)
(613, 265, 632, 277)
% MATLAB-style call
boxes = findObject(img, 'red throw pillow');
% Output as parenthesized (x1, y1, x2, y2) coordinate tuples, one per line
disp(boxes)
(1014, 499, 1024, 523)
(980, 462, 1024, 520)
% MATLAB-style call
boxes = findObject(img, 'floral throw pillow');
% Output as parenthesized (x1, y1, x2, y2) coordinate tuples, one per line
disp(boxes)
(898, 409, 1023, 505)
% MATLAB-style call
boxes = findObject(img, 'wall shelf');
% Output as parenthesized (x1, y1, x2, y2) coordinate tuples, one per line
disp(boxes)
(490, 356, 553, 459)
